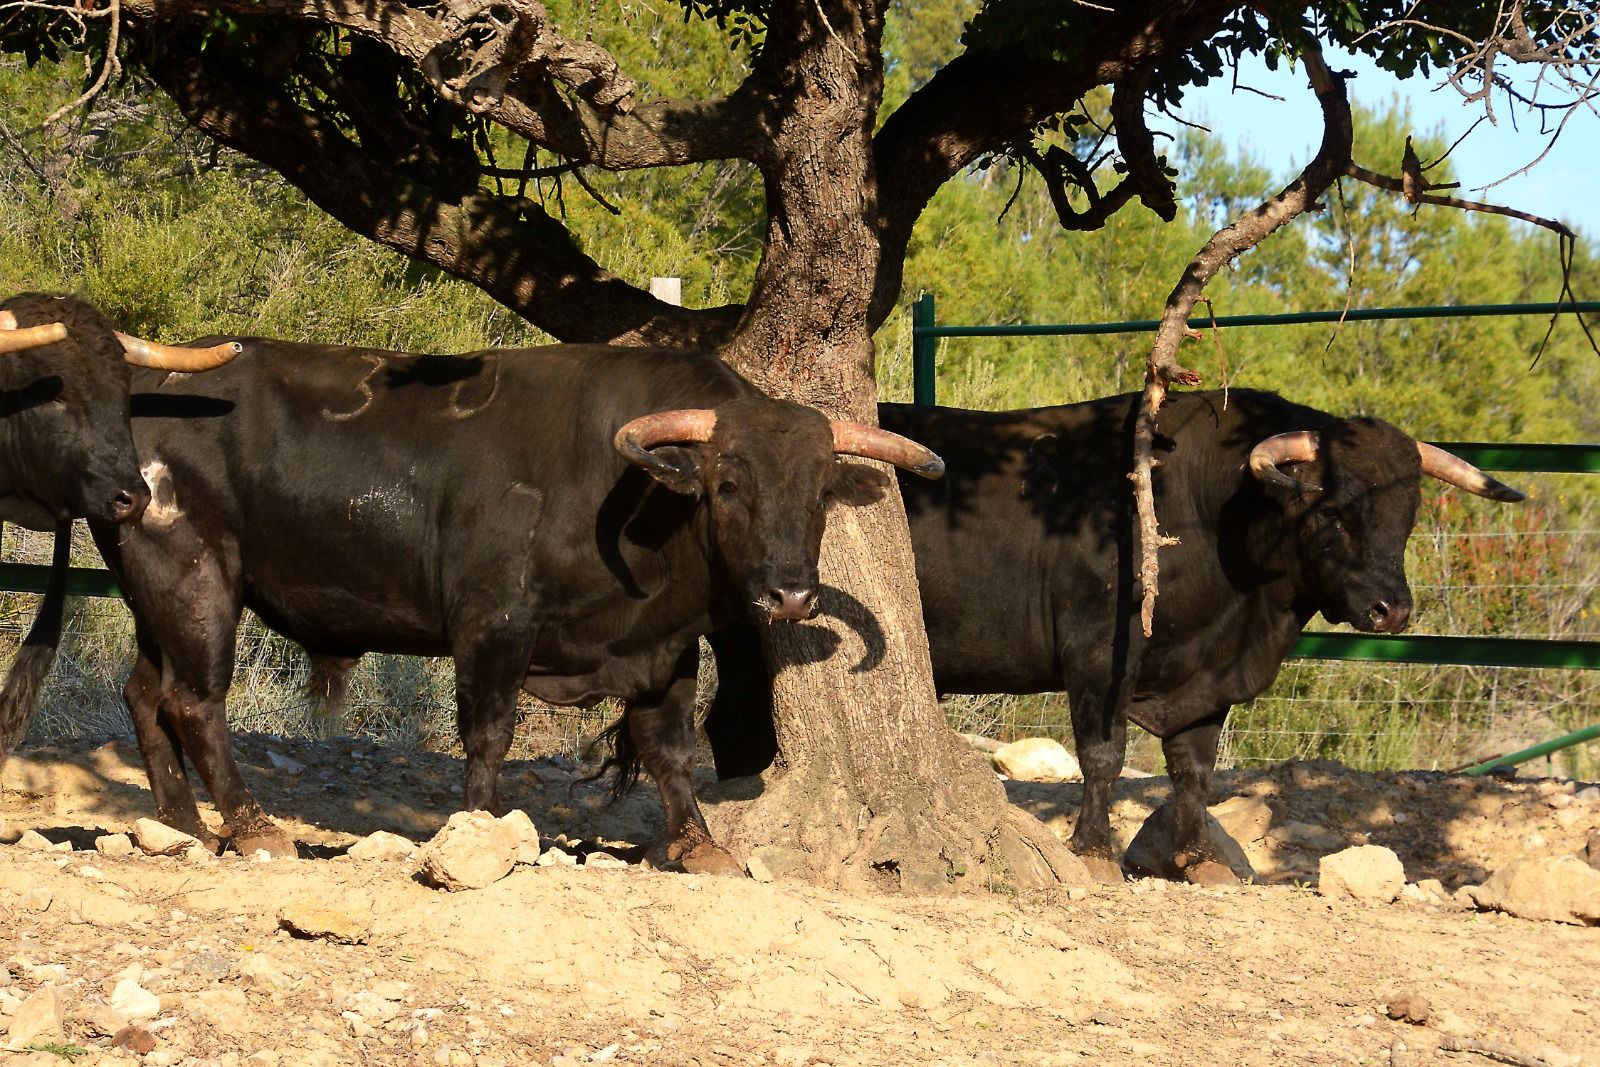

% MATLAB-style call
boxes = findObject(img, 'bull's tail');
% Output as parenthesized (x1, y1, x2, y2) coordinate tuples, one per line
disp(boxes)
(0, 522, 72, 757)
(582, 713, 644, 804)
(305, 654, 357, 739)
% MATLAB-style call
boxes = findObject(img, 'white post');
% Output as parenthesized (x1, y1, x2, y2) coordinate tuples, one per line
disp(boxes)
(649, 277, 683, 306)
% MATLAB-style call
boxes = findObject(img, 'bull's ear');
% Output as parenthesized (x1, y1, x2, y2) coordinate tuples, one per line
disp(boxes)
(638, 445, 705, 496)
(826, 460, 890, 507)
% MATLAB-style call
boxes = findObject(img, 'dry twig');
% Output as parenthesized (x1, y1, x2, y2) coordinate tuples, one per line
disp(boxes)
(1129, 39, 1352, 636)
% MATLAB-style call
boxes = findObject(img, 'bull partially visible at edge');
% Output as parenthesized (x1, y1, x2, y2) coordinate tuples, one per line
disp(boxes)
(0, 293, 237, 752)
(705, 389, 1524, 884)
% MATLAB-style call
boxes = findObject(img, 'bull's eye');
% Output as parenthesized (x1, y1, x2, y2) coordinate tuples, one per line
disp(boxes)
(718, 480, 739, 497)
(1317, 504, 1340, 523)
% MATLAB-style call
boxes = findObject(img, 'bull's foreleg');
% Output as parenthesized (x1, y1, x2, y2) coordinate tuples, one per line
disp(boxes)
(1161, 711, 1236, 885)
(1068, 687, 1128, 883)
(453, 636, 530, 815)
(154, 579, 294, 859)
(702, 624, 778, 779)
(158, 679, 295, 858)
(123, 645, 219, 853)
(628, 645, 743, 877)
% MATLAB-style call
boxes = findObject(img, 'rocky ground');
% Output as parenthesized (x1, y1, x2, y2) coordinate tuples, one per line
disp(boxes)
(2, 731, 1598, 1067)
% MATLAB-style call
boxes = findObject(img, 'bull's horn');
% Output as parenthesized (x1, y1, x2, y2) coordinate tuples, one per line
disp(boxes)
(614, 409, 719, 471)
(116, 331, 242, 372)
(1417, 442, 1525, 503)
(831, 421, 945, 479)
(0, 322, 68, 354)
(1247, 430, 1322, 493)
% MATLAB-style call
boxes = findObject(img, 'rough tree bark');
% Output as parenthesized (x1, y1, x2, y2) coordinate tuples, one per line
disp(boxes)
(712, 2, 1078, 891)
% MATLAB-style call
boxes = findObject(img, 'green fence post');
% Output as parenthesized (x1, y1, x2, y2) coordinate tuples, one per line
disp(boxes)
(912, 293, 936, 407)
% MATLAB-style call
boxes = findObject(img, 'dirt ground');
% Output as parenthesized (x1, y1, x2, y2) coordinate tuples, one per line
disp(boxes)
(2, 731, 1597, 1067)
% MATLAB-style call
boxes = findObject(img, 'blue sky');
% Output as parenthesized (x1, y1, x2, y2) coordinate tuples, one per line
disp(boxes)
(1178, 46, 1599, 239)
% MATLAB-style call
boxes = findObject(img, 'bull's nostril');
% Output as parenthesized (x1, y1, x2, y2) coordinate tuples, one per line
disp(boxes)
(766, 587, 817, 620)
(109, 487, 149, 523)
(1369, 600, 1412, 632)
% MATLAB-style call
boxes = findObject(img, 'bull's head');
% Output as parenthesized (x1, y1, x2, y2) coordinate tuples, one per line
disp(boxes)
(0, 294, 239, 529)
(1249, 418, 1523, 634)
(614, 396, 944, 623)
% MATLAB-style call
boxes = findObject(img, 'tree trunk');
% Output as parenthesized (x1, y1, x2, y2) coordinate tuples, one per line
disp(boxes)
(714, 2, 1080, 892)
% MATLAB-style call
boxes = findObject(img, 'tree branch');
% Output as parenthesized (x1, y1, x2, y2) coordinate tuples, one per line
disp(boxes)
(868, 0, 1237, 327)
(114, 0, 760, 169)
(1109, 63, 1177, 222)
(1130, 39, 1353, 637)
(147, 25, 739, 348)
(1343, 155, 1576, 238)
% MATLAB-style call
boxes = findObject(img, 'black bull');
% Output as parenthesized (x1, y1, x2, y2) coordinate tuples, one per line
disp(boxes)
(41, 338, 941, 869)
(704, 390, 1523, 882)
(0, 294, 236, 751)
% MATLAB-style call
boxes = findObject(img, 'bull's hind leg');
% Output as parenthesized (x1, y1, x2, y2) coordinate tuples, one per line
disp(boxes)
(1067, 685, 1129, 883)
(1160, 710, 1236, 885)
(123, 639, 219, 852)
(627, 645, 742, 877)
(453, 635, 533, 814)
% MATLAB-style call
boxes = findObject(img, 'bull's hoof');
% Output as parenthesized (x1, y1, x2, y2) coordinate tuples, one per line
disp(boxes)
(1181, 859, 1241, 886)
(1080, 855, 1125, 884)
(231, 825, 299, 859)
(677, 842, 747, 878)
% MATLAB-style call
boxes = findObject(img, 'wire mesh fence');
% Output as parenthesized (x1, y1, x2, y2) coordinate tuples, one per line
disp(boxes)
(3, 469, 1596, 780)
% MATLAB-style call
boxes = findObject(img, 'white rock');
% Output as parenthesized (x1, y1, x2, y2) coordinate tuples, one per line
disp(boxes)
(499, 809, 542, 865)
(278, 894, 373, 944)
(5, 984, 65, 1046)
(266, 750, 304, 775)
(745, 854, 775, 883)
(1318, 845, 1407, 903)
(417, 811, 520, 891)
(95, 833, 135, 857)
(346, 830, 417, 862)
(15, 830, 64, 853)
(535, 847, 577, 867)
(343, 990, 402, 1024)
(585, 852, 629, 869)
(132, 818, 202, 857)
(993, 737, 1081, 782)
(1210, 794, 1273, 845)
(234, 953, 295, 990)
(1466, 855, 1600, 925)
(110, 977, 161, 1022)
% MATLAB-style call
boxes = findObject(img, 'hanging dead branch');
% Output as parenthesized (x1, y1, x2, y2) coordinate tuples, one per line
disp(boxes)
(1130, 40, 1353, 637)
(1345, 139, 1575, 239)
(1344, 136, 1596, 362)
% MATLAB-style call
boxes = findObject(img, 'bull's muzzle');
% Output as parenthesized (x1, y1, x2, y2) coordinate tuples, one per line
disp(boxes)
(760, 585, 818, 623)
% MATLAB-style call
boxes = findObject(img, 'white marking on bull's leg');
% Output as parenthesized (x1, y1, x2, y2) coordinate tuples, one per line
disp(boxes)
(139, 458, 183, 528)
(323, 353, 385, 421)
(449, 354, 500, 419)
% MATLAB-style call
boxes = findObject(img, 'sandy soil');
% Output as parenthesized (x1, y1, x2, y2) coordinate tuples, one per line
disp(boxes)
(2, 731, 1597, 1067)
